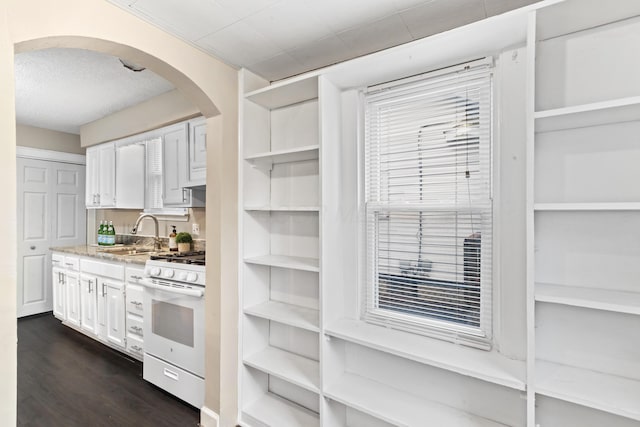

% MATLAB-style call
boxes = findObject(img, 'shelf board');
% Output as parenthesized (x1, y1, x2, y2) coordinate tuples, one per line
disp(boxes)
(244, 346, 320, 393)
(325, 318, 526, 391)
(244, 206, 320, 212)
(244, 144, 319, 164)
(535, 283, 640, 315)
(534, 202, 640, 211)
(244, 255, 319, 272)
(244, 300, 320, 332)
(536, 360, 640, 421)
(325, 373, 508, 427)
(534, 96, 640, 133)
(245, 75, 319, 109)
(242, 392, 319, 427)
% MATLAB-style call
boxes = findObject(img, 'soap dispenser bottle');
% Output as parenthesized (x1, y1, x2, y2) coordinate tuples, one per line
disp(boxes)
(169, 225, 178, 251)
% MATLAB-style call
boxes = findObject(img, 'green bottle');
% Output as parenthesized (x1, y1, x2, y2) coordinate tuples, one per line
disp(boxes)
(98, 221, 105, 246)
(108, 221, 116, 246)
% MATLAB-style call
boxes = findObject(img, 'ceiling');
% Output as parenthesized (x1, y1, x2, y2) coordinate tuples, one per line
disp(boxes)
(15, 48, 174, 134)
(14, 0, 540, 135)
(107, 0, 540, 81)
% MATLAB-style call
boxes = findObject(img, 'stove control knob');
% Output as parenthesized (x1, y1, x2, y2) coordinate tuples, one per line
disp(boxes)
(186, 273, 198, 282)
(163, 269, 175, 279)
(147, 267, 161, 277)
(179, 272, 188, 281)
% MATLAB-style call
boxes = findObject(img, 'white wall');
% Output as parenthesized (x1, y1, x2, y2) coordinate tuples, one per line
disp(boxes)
(16, 124, 84, 154)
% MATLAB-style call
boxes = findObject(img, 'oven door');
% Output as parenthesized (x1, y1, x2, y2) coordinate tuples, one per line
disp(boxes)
(141, 278, 205, 378)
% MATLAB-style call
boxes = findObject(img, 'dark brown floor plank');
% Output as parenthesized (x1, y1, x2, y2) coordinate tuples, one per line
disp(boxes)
(18, 313, 200, 427)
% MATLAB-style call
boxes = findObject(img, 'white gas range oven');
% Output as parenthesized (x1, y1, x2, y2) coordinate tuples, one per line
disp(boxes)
(140, 251, 206, 408)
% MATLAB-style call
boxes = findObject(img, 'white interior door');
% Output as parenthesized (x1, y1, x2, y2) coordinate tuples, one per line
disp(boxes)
(17, 157, 86, 318)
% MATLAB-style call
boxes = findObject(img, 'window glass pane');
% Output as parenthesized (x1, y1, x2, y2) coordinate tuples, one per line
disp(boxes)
(152, 299, 194, 347)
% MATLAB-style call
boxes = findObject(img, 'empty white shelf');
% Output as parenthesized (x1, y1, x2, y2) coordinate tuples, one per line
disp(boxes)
(534, 202, 640, 211)
(245, 144, 319, 164)
(536, 283, 640, 315)
(244, 255, 319, 272)
(535, 360, 640, 421)
(325, 318, 526, 390)
(242, 392, 319, 427)
(244, 346, 320, 393)
(245, 75, 319, 109)
(244, 300, 319, 332)
(534, 96, 640, 133)
(325, 373, 508, 427)
(244, 206, 320, 212)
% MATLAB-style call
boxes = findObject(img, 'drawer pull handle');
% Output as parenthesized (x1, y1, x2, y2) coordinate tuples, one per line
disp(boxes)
(163, 368, 179, 381)
(129, 326, 143, 333)
(131, 301, 143, 307)
(131, 345, 143, 352)
(131, 275, 143, 280)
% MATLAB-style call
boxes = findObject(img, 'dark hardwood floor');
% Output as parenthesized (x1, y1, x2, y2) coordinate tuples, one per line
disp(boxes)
(18, 313, 200, 427)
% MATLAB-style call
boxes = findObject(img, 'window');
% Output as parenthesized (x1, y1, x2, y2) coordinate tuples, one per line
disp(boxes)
(363, 59, 493, 349)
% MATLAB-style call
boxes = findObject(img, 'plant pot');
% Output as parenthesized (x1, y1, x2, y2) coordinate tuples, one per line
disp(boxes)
(177, 242, 191, 253)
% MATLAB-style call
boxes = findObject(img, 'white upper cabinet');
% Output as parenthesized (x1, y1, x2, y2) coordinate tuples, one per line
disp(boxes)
(85, 142, 116, 208)
(162, 122, 205, 207)
(115, 141, 145, 209)
(186, 117, 207, 187)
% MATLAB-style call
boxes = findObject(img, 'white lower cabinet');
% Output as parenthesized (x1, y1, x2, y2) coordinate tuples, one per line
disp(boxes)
(79, 273, 98, 335)
(97, 277, 126, 349)
(53, 253, 147, 361)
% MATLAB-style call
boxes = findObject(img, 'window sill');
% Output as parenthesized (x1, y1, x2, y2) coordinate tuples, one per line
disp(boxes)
(324, 318, 526, 390)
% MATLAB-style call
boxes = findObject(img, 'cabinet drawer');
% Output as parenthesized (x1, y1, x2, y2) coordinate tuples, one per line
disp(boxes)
(144, 353, 204, 408)
(126, 267, 145, 284)
(126, 284, 144, 315)
(127, 334, 144, 357)
(126, 313, 144, 338)
(63, 256, 80, 271)
(52, 253, 64, 267)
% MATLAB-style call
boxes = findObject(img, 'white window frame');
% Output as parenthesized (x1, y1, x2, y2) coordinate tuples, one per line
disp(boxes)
(361, 58, 495, 350)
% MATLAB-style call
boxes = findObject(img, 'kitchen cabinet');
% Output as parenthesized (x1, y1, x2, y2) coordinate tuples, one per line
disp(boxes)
(52, 254, 66, 320)
(115, 140, 145, 209)
(186, 117, 206, 187)
(97, 276, 126, 349)
(125, 266, 145, 360)
(162, 123, 205, 207)
(79, 273, 98, 335)
(85, 142, 116, 208)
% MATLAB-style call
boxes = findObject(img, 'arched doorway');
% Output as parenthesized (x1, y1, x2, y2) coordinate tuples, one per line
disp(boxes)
(1, 1, 239, 424)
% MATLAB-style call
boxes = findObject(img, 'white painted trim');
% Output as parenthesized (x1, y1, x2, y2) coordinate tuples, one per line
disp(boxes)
(16, 146, 86, 165)
(200, 406, 219, 427)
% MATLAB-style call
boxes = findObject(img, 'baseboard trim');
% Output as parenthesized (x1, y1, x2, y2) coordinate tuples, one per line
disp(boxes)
(200, 406, 219, 427)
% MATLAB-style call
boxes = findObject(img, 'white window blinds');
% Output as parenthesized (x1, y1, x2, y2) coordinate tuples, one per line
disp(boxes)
(363, 59, 493, 349)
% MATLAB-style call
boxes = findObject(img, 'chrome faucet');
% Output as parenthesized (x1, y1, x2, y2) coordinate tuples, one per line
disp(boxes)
(131, 213, 162, 250)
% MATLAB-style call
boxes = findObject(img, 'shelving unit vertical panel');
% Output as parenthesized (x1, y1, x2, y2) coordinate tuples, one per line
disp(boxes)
(525, 9, 538, 427)
(269, 211, 319, 260)
(270, 268, 319, 310)
(271, 100, 319, 152)
(270, 160, 319, 208)
(535, 395, 640, 427)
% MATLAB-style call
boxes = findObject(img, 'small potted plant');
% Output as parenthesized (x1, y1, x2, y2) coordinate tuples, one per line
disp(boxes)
(175, 232, 193, 253)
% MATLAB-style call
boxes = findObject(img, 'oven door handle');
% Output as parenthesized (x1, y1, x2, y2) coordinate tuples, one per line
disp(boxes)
(140, 279, 204, 298)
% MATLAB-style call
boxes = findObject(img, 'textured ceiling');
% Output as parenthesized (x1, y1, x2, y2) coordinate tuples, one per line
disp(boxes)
(14, 48, 174, 134)
(107, 0, 541, 81)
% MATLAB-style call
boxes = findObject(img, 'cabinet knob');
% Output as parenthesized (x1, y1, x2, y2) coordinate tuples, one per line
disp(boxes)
(30, 246, 36, 250)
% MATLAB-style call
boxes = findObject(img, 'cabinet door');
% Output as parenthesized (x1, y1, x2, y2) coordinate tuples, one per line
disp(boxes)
(52, 267, 66, 320)
(85, 146, 100, 207)
(105, 280, 126, 348)
(79, 274, 98, 335)
(115, 143, 145, 209)
(187, 119, 207, 186)
(98, 143, 116, 207)
(162, 124, 190, 205)
(65, 272, 81, 327)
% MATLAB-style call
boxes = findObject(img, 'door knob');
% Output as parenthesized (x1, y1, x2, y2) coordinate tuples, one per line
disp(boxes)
(30, 246, 36, 250)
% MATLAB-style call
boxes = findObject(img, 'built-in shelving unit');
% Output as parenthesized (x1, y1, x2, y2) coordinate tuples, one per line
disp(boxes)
(238, 2, 640, 426)
(240, 70, 322, 426)
(528, 2, 640, 425)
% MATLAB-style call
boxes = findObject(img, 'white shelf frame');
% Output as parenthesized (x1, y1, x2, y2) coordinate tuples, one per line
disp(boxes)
(534, 202, 640, 211)
(244, 255, 319, 273)
(242, 392, 320, 427)
(244, 144, 320, 165)
(244, 206, 320, 212)
(244, 300, 320, 332)
(535, 360, 640, 422)
(324, 373, 508, 427)
(245, 75, 319, 110)
(244, 346, 320, 393)
(535, 283, 640, 315)
(534, 96, 640, 133)
(325, 318, 526, 391)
